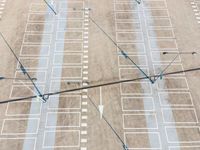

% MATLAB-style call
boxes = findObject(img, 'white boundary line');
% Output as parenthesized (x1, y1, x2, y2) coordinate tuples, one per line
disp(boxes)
(45, 112, 81, 128)
(115, 22, 142, 31)
(9, 85, 45, 98)
(156, 77, 189, 91)
(161, 108, 198, 124)
(51, 66, 82, 79)
(0, 138, 36, 150)
(120, 81, 152, 95)
(14, 70, 47, 84)
(53, 53, 82, 65)
(116, 31, 144, 42)
(123, 113, 158, 129)
(165, 126, 200, 143)
(153, 63, 185, 76)
(124, 132, 162, 149)
(23, 33, 52, 44)
(1, 118, 40, 135)
(121, 96, 155, 112)
(25, 23, 53, 33)
(114, 2, 139, 12)
(149, 38, 178, 50)
(43, 130, 80, 148)
(48, 95, 81, 110)
(17, 57, 49, 69)
(158, 91, 194, 107)
(55, 41, 83, 53)
(28, 13, 54, 23)
(57, 20, 84, 31)
(5, 101, 42, 116)
(147, 28, 175, 39)
(20, 45, 50, 56)
(118, 55, 148, 67)
(119, 67, 149, 80)
(49, 80, 82, 94)
(56, 31, 83, 41)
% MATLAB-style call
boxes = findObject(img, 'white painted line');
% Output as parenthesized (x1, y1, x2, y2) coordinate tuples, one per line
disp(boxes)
(45, 112, 81, 128)
(83, 55, 88, 58)
(81, 123, 87, 127)
(83, 83, 88, 86)
(123, 114, 158, 129)
(84, 32, 89, 35)
(81, 139, 87, 143)
(82, 109, 88, 112)
(121, 97, 155, 112)
(83, 71, 88, 74)
(81, 131, 87, 135)
(6, 101, 42, 116)
(43, 130, 80, 148)
(162, 108, 198, 124)
(1, 118, 39, 135)
(82, 102, 88, 105)
(82, 95, 88, 99)
(83, 60, 88, 63)
(158, 92, 194, 106)
(165, 126, 200, 143)
(48, 95, 81, 110)
(82, 89, 88, 92)
(83, 66, 88, 69)
(124, 132, 161, 149)
(81, 116, 88, 120)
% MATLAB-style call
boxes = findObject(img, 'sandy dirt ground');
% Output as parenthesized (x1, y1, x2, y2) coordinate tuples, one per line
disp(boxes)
(0, 0, 200, 150)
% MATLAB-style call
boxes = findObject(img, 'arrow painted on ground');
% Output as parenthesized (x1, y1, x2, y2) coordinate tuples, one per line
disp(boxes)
(98, 87, 104, 119)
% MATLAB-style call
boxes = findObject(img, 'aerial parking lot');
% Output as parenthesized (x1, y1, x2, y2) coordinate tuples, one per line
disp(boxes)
(0, 0, 200, 149)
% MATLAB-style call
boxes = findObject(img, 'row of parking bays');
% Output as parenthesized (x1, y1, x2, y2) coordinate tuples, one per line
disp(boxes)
(0, 1, 87, 149)
(114, 0, 200, 149)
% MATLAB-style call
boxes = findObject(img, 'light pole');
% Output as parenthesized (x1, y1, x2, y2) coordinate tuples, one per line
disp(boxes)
(0, 76, 37, 81)
(153, 51, 198, 82)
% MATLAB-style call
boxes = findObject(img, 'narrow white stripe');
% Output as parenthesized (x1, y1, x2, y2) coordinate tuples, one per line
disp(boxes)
(82, 95, 88, 99)
(81, 139, 87, 143)
(83, 66, 88, 69)
(81, 116, 88, 120)
(81, 123, 87, 127)
(83, 60, 88, 63)
(82, 102, 88, 105)
(83, 77, 88, 80)
(81, 131, 87, 134)
(82, 109, 88, 112)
